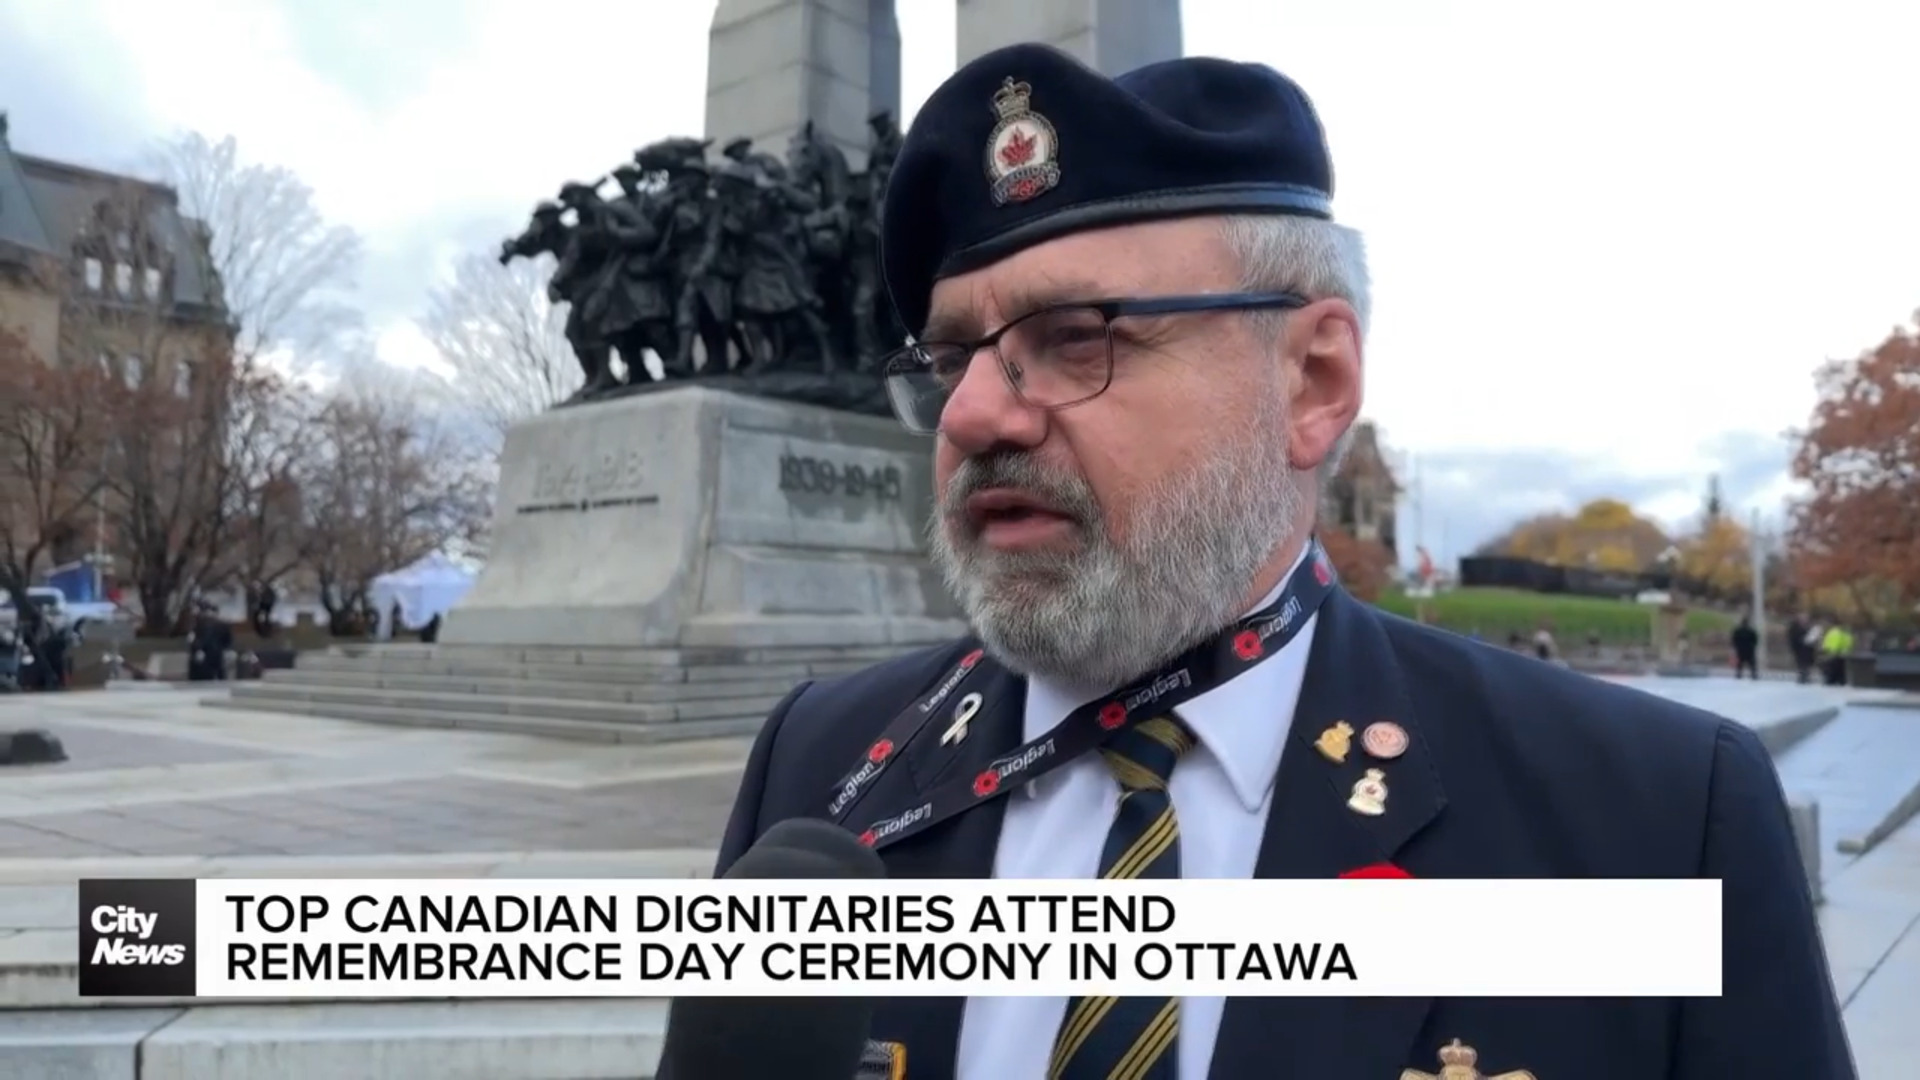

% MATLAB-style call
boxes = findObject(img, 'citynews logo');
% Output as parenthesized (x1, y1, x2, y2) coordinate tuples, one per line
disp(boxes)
(91, 904, 185, 965)
(77, 879, 197, 998)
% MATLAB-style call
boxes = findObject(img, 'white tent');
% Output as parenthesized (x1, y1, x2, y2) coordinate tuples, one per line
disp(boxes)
(368, 552, 478, 639)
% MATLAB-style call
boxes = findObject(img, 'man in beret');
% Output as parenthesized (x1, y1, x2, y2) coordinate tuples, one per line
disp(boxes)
(712, 43, 1853, 1080)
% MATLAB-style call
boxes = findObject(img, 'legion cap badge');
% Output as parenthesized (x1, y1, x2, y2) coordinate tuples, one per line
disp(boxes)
(1400, 1039, 1536, 1080)
(985, 77, 1061, 206)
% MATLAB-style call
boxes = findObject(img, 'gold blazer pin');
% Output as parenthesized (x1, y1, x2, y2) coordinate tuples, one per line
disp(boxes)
(1401, 1039, 1536, 1080)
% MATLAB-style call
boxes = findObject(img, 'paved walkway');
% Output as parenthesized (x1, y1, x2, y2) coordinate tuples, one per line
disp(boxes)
(0, 689, 747, 863)
(1818, 809, 1920, 1076)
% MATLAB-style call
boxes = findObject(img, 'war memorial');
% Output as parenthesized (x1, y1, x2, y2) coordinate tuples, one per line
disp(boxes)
(214, 0, 1200, 739)
(1, 0, 1918, 1075)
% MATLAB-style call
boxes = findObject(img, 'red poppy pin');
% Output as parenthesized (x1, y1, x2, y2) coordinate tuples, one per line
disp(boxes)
(868, 739, 893, 764)
(1338, 863, 1413, 879)
(972, 770, 1001, 797)
(1232, 630, 1263, 662)
(858, 829, 878, 847)
(1097, 702, 1127, 730)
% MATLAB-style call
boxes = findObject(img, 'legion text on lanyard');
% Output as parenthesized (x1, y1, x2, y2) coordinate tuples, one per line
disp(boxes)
(827, 538, 1340, 850)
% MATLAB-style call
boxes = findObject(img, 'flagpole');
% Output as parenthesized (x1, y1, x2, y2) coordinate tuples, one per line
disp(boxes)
(1751, 509, 1767, 677)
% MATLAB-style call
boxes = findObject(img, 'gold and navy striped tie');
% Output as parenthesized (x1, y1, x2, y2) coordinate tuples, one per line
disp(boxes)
(1048, 715, 1195, 1080)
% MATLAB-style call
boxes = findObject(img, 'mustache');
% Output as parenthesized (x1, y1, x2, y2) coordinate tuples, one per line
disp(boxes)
(941, 452, 1102, 524)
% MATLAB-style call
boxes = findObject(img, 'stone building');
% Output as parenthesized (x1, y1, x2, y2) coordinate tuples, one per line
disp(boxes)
(0, 112, 231, 573)
(0, 115, 228, 375)
(1321, 421, 1400, 559)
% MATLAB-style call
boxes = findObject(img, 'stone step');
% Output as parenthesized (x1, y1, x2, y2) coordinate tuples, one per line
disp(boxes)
(203, 696, 768, 745)
(228, 682, 783, 727)
(0, 1000, 666, 1079)
(292, 653, 870, 686)
(326, 641, 918, 667)
(259, 668, 803, 705)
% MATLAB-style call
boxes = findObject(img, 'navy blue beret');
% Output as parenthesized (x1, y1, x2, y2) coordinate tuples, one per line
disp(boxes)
(881, 43, 1336, 337)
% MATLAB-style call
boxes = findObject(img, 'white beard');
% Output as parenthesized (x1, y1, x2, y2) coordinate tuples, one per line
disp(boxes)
(928, 390, 1306, 696)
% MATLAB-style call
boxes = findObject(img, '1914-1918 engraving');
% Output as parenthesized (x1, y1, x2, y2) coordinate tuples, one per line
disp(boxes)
(778, 453, 903, 501)
(519, 449, 659, 514)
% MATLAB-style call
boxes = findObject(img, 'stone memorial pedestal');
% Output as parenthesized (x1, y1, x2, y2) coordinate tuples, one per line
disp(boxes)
(219, 387, 968, 743)
(445, 384, 962, 650)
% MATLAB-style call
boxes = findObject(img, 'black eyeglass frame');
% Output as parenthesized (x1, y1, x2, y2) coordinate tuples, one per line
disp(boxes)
(881, 290, 1311, 434)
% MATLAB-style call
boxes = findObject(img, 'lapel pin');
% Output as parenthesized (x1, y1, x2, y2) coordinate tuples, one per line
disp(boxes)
(1314, 721, 1354, 763)
(1362, 721, 1409, 761)
(941, 693, 983, 746)
(1400, 1038, 1536, 1080)
(1347, 768, 1389, 816)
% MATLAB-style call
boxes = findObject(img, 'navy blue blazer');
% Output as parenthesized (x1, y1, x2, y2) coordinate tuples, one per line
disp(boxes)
(712, 588, 1856, 1079)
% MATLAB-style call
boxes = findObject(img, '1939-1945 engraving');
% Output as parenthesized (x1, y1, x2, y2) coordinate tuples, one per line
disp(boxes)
(778, 453, 903, 502)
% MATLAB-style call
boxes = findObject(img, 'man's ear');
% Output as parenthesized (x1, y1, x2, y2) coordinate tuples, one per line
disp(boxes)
(1286, 298, 1363, 471)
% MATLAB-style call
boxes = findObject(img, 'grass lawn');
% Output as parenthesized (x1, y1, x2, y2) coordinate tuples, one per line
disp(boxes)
(1373, 587, 1736, 645)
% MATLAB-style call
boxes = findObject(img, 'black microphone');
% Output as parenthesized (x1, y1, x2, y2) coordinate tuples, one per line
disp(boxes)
(657, 818, 889, 1079)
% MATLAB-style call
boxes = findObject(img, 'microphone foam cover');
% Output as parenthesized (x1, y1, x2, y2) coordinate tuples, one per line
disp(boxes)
(723, 817, 888, 882)
(657, 818, 887, 1080)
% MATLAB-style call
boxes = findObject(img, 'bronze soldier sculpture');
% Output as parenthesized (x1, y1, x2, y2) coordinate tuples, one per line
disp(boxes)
(543, 182, 626, 398)
(498, 113, 909, 416)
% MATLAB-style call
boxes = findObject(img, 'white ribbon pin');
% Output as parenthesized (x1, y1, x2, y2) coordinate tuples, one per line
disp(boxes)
(941, 693, 984, 746)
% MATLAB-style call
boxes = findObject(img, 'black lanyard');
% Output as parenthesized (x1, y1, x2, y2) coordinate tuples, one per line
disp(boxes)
(828, 538, 1339, 850)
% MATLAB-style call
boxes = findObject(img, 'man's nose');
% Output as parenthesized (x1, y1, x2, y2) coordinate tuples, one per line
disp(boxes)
(939, 350, 1047, 456)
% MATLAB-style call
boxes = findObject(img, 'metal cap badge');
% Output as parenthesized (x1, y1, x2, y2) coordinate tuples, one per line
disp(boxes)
(985, 78, 1061, 206)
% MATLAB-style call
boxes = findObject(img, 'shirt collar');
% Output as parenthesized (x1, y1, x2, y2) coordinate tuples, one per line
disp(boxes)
(1022, 547, 1319, 812)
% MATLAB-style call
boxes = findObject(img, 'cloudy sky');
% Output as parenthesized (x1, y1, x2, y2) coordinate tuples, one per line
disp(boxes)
(4, 0, 1915, 566)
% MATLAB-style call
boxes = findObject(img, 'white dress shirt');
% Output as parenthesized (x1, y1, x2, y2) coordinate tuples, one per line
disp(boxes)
(954, 562, 1320, 1080)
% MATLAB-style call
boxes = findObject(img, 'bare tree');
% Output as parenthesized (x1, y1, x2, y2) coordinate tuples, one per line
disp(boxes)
(151, 132, 363, 367)
(418, 248, 581, 444)
(0, 327, 111, 616)
(221, 370, 320, 610)
(302, 381, 490, 635)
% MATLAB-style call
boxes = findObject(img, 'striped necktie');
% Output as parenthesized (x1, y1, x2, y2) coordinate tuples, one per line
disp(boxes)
(1048, 715, 1196, 1080)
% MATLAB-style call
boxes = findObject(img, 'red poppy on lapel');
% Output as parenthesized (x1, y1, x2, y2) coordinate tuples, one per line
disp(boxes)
(1338, 863, 1413, 879)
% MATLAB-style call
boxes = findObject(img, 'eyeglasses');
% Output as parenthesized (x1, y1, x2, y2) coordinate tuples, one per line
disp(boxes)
(880, 291, 1308, 434)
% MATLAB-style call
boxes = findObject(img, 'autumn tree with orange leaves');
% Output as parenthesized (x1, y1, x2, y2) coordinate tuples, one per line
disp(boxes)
(1788, 315, 1920, 629)
(1482, 498, 1671, 572)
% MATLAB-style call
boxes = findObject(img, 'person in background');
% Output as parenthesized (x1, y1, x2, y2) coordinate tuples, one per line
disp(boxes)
(1820, 623, 1852, 686)
(1731, 616, 1760, 680)
(250, 580, 278, 639)
(1787, 612, 1814, 683)
(1531, 623, 1556, 661)
(186, 603, 231, 681)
